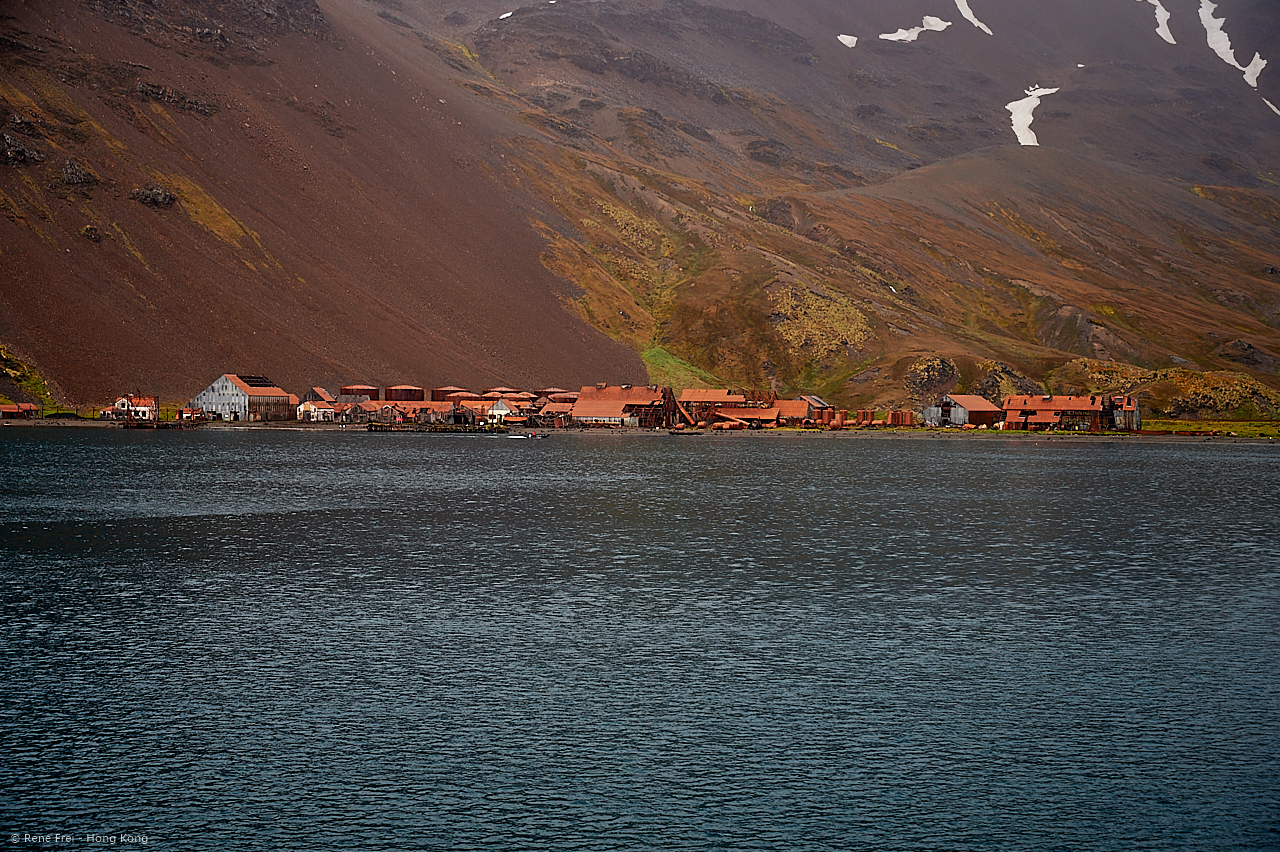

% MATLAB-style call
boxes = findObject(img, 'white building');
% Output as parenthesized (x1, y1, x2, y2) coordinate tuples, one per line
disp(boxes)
(107, 394, 158, 421)
(298, 400, 335, 422)
(189, 375, 295, 422)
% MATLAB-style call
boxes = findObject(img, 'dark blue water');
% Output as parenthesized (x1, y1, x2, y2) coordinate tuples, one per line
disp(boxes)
(2, 428, 1278, 851)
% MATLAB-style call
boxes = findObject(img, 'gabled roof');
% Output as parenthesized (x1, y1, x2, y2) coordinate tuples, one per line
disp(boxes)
(945, 394, 1002, 413)
(226, 374, 290, 398)
(311, 387, 336, 403)
(797, 394, 830, 409)
(775, 399, 812, 418)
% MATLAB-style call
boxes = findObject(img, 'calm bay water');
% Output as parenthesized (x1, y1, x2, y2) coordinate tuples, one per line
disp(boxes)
(1, 427, 1278, 850)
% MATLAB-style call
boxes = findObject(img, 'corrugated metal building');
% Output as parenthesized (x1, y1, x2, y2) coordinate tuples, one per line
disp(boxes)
(1002, 395, 1142, 431)
(924, 394, 1003, 427)
(189, 375, 295, 422)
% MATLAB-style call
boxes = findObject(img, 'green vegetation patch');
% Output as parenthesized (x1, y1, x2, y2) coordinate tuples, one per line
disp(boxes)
(0, 344, 55, 408)
(1144, 420, 1280, 438)
(770, 286, 872, 360)
(643, 346, 723, 392)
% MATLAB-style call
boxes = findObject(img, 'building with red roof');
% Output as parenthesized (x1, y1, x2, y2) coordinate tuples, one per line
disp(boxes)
(924, 394, 1004, 428)
(1002, 395, 1141, 431)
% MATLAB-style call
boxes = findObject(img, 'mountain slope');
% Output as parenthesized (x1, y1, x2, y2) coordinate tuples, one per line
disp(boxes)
(0, 0, 646, 402)
(1, 0, 1277, 410)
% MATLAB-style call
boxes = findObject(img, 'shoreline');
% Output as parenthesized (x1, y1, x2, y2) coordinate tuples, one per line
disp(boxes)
(4, 419, 1276, 444)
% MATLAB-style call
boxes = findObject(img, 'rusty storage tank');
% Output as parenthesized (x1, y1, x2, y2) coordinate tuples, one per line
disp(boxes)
(432, 386, 469, 402)
(386, 385, 425, 402)
(340, 384, 380, 401)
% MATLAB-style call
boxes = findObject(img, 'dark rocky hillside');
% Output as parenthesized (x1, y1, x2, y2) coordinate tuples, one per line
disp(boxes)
(1, 0, 1277, 412)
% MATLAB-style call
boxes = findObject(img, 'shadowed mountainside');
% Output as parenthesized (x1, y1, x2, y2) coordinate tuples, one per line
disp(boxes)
(1, 0, 1278, 411)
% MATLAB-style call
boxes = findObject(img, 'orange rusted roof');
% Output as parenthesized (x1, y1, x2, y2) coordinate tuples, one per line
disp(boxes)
(390, 400, 457, 413)
(679, 389, 746, 404)
(571, 400, 632, 419)
(776, 400, 811, 418)
(1004, 395, 1104, 412)
(227, 375, 290, 398)
(717, 406, 779, 421)
(577, 384, 665, 403)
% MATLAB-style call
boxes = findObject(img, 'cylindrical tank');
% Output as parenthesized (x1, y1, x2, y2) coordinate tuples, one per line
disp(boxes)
(341, 384, 380, 400)
(386, 385, 425, 402)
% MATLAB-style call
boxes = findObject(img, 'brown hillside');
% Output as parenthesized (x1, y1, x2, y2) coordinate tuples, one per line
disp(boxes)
(0, 0, 645, 403)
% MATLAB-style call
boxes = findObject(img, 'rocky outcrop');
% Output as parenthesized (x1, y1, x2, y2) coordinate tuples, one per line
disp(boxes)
(2, 133, 44, 166)
(905, 356, 959, 403)
(1216, 339, 1280, 372)
(130, 185, 175, 207)
(972, 362, 1043, 405)
(84, 0, 331, 47)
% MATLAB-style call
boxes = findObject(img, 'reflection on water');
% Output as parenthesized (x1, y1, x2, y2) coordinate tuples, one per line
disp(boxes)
(2, 429, 1278, 850)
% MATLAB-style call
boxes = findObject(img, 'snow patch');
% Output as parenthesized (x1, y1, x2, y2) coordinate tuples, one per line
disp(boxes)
(1199, 1, 1266, 88)
(880, 17, 951, 43)
(499, 11, 513, 20)
(1138, 0, 1176, 45)
(1006, 86, 1059, 146)
(1265, 98, 1280, 118)
(837, 34, 858, 49)
(953, 1, 993, 36)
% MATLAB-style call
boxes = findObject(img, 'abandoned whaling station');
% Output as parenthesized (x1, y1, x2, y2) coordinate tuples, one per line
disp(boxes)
(83, 376, 1144, 434)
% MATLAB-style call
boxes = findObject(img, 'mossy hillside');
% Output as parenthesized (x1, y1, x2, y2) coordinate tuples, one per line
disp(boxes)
(642, 347, 723, 392)
(0, 345, 55, 408)
(1050, 358, 1280, 419)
